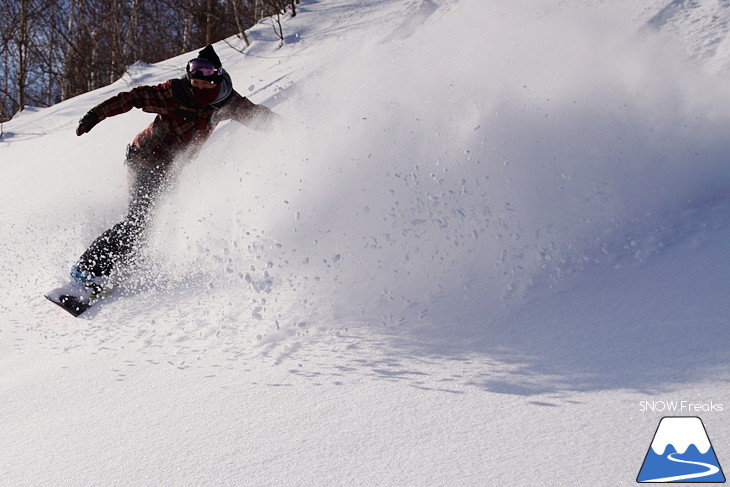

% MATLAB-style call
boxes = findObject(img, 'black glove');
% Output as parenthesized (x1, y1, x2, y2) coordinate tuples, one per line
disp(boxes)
(76, 111, 100, 136)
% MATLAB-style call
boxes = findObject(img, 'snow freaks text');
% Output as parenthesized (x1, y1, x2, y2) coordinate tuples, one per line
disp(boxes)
(639, 401, 724, 413)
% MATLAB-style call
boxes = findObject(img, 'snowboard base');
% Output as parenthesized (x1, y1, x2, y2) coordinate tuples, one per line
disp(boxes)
(45, 293, 94, 317)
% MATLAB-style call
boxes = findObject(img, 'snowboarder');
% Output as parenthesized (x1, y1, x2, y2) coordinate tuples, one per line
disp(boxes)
(47, 44, 277, 315)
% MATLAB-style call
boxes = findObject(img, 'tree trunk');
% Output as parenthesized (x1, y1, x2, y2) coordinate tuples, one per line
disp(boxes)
(62, 0, 76, 100)
(16, 0, 28, 110)
(128, 0, 140, 61)
(205, 0, 214, 45)
(230, 0, 250, 46)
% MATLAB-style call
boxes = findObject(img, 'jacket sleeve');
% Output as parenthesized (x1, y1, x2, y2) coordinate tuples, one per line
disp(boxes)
(218, 91, 278, 131)
(90, 82, 176, 121)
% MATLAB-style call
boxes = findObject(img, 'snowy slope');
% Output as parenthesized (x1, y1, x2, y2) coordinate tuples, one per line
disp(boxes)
(1, 0, 730, 485)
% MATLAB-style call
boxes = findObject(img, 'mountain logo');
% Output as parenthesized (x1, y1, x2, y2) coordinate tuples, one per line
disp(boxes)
(637, 416, 726, 483)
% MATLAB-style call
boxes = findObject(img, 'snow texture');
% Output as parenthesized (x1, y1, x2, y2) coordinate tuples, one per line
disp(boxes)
(1, 0, 729, 485)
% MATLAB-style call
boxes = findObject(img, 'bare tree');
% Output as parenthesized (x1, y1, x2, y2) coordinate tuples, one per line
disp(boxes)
(229, 0, 252, 47)
(0, 0, 301, 122)
(252, 0, 301, 47)
(17, 0, 29, 109)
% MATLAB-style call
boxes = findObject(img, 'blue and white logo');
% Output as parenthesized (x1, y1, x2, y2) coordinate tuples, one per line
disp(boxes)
(637, 416, 725, 483)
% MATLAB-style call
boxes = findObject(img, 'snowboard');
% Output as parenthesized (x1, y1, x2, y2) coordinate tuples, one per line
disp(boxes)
(45, 292, 95, 317)
(45, 281, 113, 317)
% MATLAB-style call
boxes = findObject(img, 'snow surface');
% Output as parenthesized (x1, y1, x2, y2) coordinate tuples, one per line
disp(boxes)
(1, 0, 730, 485)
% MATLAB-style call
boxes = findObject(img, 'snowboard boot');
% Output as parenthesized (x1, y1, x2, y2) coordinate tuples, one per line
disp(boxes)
(70, 265, 112, 302)
(45, 266, 114, 316)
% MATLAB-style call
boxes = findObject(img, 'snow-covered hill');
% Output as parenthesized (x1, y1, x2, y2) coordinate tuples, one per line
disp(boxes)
(1, 0, 729, 485)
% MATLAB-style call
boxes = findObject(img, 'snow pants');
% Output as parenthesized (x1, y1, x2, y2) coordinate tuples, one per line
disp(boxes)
(76, 154, 167, 277)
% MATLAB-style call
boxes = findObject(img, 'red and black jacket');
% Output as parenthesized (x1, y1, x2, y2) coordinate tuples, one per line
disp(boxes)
(89, 74, 273, 170)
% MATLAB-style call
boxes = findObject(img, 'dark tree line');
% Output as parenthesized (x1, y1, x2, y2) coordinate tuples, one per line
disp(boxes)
(0, 0, 299, 121)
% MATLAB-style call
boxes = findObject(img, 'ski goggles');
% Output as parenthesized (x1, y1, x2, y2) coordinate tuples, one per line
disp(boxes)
(187, 59, 220, 77)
